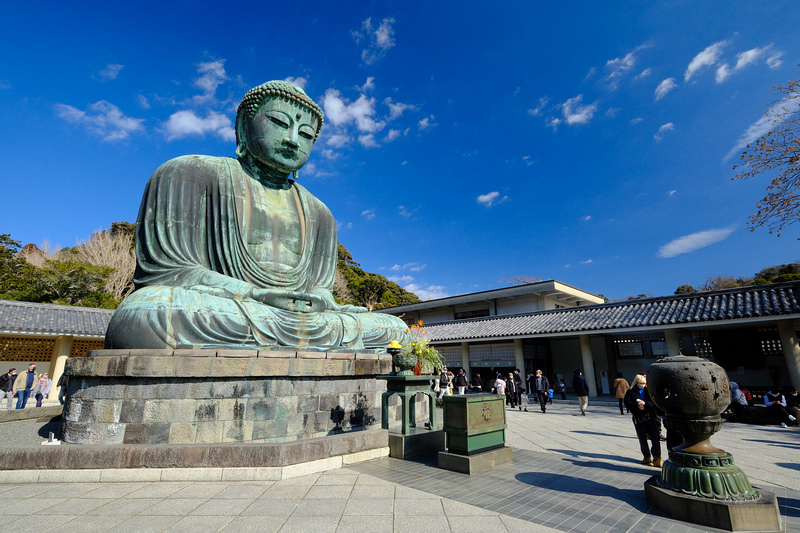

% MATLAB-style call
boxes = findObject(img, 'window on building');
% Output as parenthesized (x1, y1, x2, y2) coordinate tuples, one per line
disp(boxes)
(454, 309, 490, 320)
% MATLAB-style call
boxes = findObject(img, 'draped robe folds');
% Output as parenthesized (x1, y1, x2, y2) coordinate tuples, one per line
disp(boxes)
(105, 155, 409, 351)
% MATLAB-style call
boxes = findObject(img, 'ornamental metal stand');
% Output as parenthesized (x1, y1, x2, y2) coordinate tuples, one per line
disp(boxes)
(644, 354, 781, 532)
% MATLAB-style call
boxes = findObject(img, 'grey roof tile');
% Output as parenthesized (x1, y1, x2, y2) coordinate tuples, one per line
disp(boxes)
(424, 281, 800, 342)
(0, 300, 112, 338)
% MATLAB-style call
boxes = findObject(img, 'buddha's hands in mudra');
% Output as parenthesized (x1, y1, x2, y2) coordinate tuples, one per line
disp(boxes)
(247, 288, 368, 314)
(249, 288, 328, 313)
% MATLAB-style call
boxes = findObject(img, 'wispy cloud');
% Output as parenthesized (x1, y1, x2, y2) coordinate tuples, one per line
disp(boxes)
(725, 98, 800, 161)
(405, 283, 448, 301)
(581, 215, 592, 221)
(361, 209, 376, 220)
(658, 227, 736, 258)
(654, 78, 677, 101)
(390, 262, 426, 273)
(716, 44, 780, 83)
(353, 17, 396, 65)
(99, 63, 123, 81)
(384, 97, 417, 119)
(559, 95, 598, 126)
(322, 89, 384, 133)
(528, 96, 549, 116)
(163, 110, 234, 141)
(418, 115, 437, 130)
(654, 122, 674, 141)
(580, 259, 593, 264)
(55, 101, 144, 142)
(477, 191, 508, 207)
(685, 41, 727, 82)
(398, 205, 420, 218)
(192, 59, 228, 104)
(635, 68, 652, 80)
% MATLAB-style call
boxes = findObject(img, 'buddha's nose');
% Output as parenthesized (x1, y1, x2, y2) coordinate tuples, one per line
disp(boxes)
(284, 127, 299, 148)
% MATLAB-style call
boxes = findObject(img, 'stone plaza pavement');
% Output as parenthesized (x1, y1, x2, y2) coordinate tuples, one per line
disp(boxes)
(1, 398, 798, 532)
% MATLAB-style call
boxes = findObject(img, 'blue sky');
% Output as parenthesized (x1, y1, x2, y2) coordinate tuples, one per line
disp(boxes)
(1, 1, 798, 301)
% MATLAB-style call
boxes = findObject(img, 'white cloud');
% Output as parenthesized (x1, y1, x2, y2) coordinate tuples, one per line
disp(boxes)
(604, 51, 637, 90)
(654, 122, 674, 141)
(405, 283, 448, 301)
(560, 95, 597, 125)
(163, 109, 234, 141)
(418, 115, 437, 130)
(717, 45, 777, 83)
(55, 100, 144, 142)
(358, 134, 379, 148)
(398, 205, 419, 218)
(581, 215, 592, 221)
(193, 59, 227, 102)
(354, 17, 396, 65)
(767, 51, 784, 69)
(522, 156, 535, 166)
(528, 96, 549, 116)
(388, 274, 415, 284)
(99, 64, 123, 81)
(725, 98, 800, 160)
(630, 117, 644, 125)
(477, 191, 508, 207)
(658, 227, 736, 258)
(284, 76, 308, 89)
(361, 209, 376, 220)
(685, 41, 727, 81)
(654, 78, 677, 101)
(390, 262, 426, 273)
(384, 128, 404, 142)
(357, 77, 375, 92)
(635, 68, 652, 80)
(580, 259, 593, 264)
(668, 189, 677, 196)
(384, 97, 416, 119)
(325, 133, 351, 148)
(136, 94, 150, 109)
(321, 89, 384, 133)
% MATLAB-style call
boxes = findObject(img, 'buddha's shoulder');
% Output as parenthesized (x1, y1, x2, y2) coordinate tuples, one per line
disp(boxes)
(151, 155, 238, 181)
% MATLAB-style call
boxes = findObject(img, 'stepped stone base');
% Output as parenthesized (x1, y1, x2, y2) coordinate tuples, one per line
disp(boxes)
(62, 349, 392, 453)
(388, 429, 445, 459)
(438, 446, 512, 475)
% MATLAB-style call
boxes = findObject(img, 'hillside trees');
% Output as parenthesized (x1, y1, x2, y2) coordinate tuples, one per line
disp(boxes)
(674, 261, 800, 294)
(734, 67, 800, 238)
(336, 243, 421, 310)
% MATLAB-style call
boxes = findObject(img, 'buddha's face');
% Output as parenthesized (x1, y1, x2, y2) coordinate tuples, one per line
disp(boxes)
(245, 97, 318, 172)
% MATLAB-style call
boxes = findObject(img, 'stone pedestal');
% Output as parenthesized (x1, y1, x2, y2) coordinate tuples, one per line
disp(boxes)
(388, 429, 446, 460)
(62, 349, 391, 456)
(380, 375, 437, 434)
(438, 446, 512, 475)
(644, 476, 781, 532)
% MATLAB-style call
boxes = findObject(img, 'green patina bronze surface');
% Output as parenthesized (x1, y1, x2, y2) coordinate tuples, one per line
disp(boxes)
(105, 80, 409, 352)
(442, 394, 506, 455)
(659, 450, 759, 501)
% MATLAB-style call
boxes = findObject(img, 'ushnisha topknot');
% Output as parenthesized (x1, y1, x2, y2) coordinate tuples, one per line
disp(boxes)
(237, 80, 324, 141)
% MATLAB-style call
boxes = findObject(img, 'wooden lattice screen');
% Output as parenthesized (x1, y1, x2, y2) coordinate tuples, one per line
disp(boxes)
(69, 338, 105, 358)
(0, 336, 56, 362)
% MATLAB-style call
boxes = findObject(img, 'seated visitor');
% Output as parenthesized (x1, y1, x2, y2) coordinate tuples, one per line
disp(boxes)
(786, 387, 800, 420)
(105, 81, 408, 351)
(764, 389, 797, 427)
(728, 381, 749, 422)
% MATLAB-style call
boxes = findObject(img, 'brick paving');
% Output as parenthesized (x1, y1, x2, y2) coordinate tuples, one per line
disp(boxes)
(0, 398, 798, 532)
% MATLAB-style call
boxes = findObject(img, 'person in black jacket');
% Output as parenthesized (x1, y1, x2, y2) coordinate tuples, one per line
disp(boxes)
(453, 369, 468, 395)
(532, 369, 550, 413)
(573, 369, 590, 416)
(513, 369, 525, 410)
(0, 368, 16, 410)
(471, 373, 483, 393)
(505, 373, 518, 408)
(624, 374, 662, 467)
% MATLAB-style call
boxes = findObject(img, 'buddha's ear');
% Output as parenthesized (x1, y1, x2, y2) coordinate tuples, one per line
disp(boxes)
(234, 110, 248, 157)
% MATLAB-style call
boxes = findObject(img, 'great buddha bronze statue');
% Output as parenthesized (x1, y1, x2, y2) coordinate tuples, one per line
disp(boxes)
(105, 80, 408, 352)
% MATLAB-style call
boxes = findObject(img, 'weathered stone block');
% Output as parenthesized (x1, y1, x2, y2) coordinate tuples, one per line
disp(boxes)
(211, 357, 251, 377)
(195, 401, 218, 422)
(252, 418, 287, 440)
(173, 349, 216, 357)
(251, 357, 290, 376)
(175, 357, 213, 376)
(223, 420, 253, 443)
(298, 395, 319, 414)
(123, 424, 150, 444)
(297, 351, 325, 359)
(195, 422, 223, 443)
(148, 423, 171, 444)
(326, 352, 355, 360)
(275, 396, 298, 418)
(105, 423, 125, 445)
(290, 358, 325, 376)
(258, 350, 295, 358)
(217, 349, 258, 358)
(167, 399, 197, 422)
(248, 399, 276, 421)
(169, 422, 198, 444)
(143, 400, 169, 423)
(129, 355, 175, 377)
(88, 349, 130, 357)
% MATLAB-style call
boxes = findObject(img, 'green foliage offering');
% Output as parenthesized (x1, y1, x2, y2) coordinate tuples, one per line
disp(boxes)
(404, 321, 445, 375)
(336, 243, 421, 310)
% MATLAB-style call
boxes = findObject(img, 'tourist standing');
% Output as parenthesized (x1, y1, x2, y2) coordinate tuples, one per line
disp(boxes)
(437, 369, 451, 399)
(32, 373, 52, 407)
(623, 374, 662, 467)
(14, 363, 37, 409)
(56, 372, 69, 405)
(613, 373, 630, 415)
(559, 379, 567, 400)
(505, 373, 518, 408)
(532, 370, 550, 413)
(572, 369, 590, 416)
(471, 373, 483, 393)
(0, 368, 16, 410)
(454, 369, 468, 395)
(513, 369, 524, 409)
(786, 387, 800, 420)
(494, 374, 506, 397)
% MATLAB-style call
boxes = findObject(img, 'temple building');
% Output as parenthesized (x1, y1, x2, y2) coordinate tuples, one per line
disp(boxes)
(1, 280, 799, 397)
(377, 280, 800, 397)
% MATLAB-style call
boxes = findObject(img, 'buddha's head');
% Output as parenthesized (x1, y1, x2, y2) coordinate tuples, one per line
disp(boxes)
(235, 81, 324, 174)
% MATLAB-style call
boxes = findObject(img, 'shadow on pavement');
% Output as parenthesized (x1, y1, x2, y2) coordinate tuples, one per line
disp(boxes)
(37, 415, 61, 439)
(514, 471, 652, 511)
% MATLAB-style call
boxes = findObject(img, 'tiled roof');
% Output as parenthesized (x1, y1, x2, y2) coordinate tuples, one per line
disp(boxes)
(425, 282, 800, 342)
(0, 300, 113, 338)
